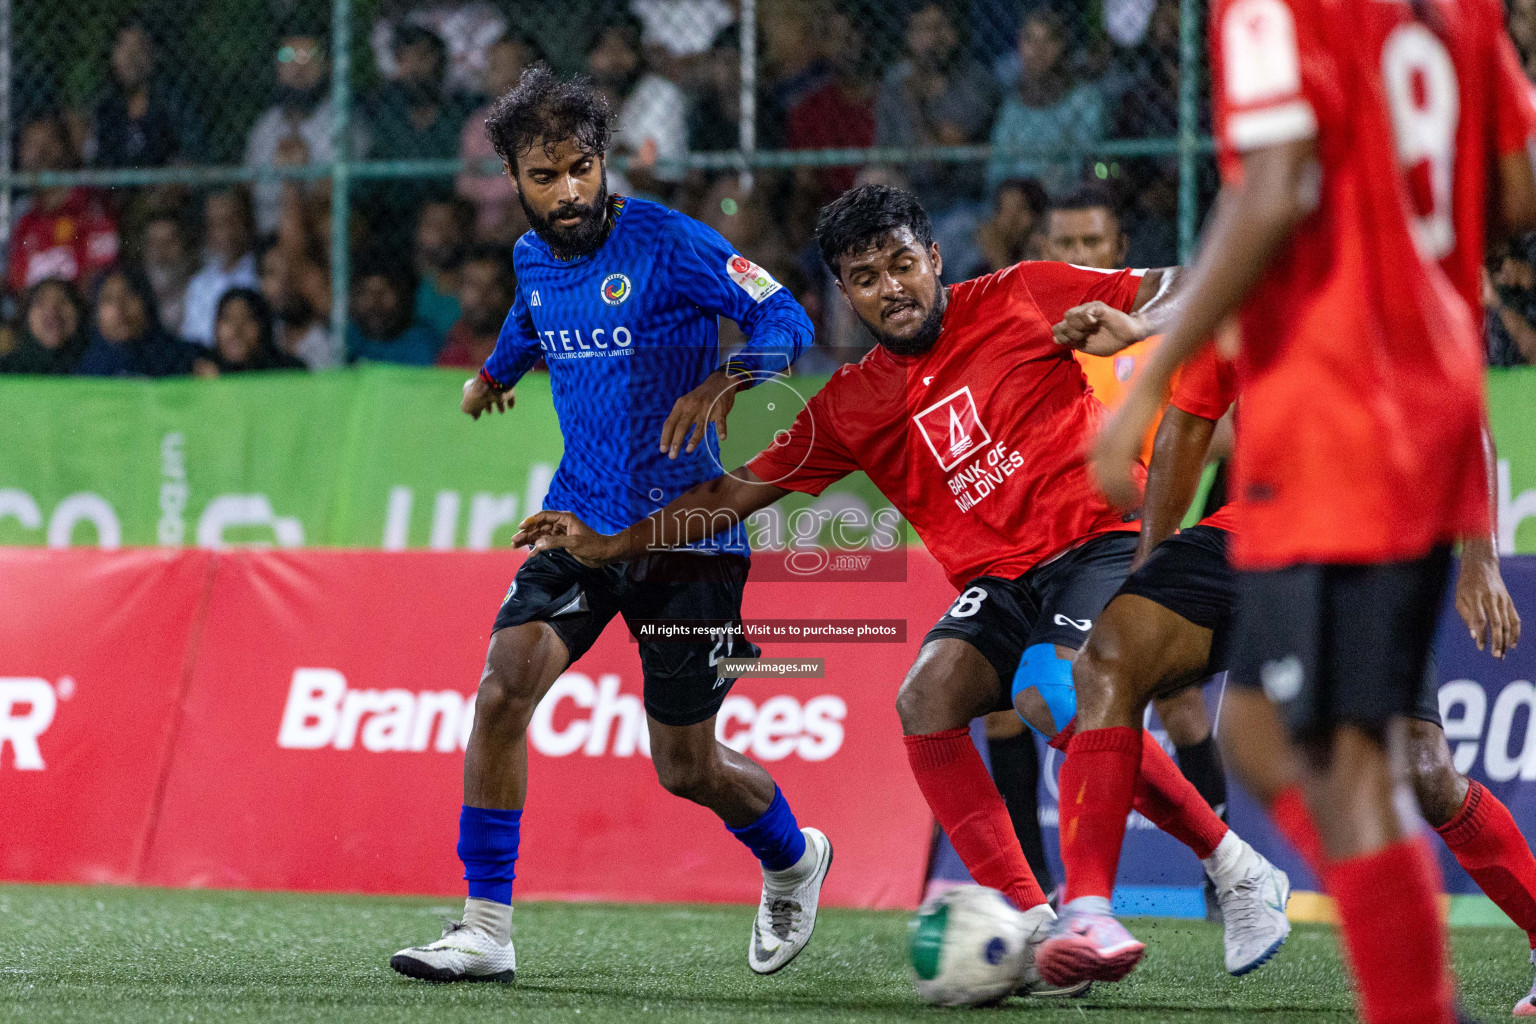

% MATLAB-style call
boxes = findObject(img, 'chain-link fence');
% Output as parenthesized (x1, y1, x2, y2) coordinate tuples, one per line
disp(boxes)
(1, 0, 1214, 371)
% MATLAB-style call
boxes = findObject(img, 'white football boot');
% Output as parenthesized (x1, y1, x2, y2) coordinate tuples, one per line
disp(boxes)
(391, 914, 517, 983)
(748, 827, 833, 974)
(1204, 832, 1292, 975)
(1513, 949, 1536, 1017)
(1017, 902, 1095, 998)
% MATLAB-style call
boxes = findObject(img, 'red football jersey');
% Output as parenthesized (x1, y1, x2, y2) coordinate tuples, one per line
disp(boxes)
(7, 188, 119, 294)
(1210, 0, 1501, 569)
(747, 262, 1146, 591)
(1167, 343, 1241, 535)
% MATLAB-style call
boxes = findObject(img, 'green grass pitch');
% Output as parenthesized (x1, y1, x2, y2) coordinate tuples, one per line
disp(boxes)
(0, 884, 1526, 1022)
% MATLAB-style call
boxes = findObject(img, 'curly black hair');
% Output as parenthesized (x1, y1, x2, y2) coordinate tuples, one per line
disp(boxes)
(814, 184, 934, 277)
(484, 64, 613, 172)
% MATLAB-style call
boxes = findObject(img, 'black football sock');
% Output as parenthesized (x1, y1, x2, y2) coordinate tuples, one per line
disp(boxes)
(1174, 734, 1228, 822)
(987, 731, 1054, 892)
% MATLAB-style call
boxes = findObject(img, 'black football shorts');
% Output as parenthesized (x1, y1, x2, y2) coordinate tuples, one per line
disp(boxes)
(922, 531, 1139, 704)
(493, 549, 760, 727)
(1114, 524, 1237, 673)
(1409, 657, 1445, 725)
(1228, 547, 1452, 741)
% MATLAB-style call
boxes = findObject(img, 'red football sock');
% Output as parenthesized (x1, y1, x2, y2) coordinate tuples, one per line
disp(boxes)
(1323, 837, 1454, 1024)
(904, 728, 1047, 910)
(1270, 783, 1325, 874)
(1435, 780, 1536, 949)
(1057, 727, 1142, 903)
(1130, 730, 1229, 859)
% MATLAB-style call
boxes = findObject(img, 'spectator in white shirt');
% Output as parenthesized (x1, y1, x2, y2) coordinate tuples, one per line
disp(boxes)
(245, 29, 369, 236)
(258, 238, 337, 370)
(181, 187, 259, 345)
(585, 16, 688, 199)
(138, 210, 196, 332)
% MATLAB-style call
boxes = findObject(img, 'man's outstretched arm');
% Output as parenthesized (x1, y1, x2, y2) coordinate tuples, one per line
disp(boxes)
(658, 218, 814, 459)
(512, 467, 791, 566)
(1051, 266, 1183, 356)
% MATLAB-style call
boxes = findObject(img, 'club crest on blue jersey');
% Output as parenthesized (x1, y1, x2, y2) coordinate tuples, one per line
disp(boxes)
(601, 273, 633, 306)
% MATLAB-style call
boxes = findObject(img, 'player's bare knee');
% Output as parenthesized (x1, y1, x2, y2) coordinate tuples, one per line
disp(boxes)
(476, 625, 564, 729)
(1404, 720, 1468, 827)
(652, 746, 715, 802)
(473, 670, 536, 733)
(893, 679, 925, 733)
(1069, 645, 1113, 724)
(896, 673, 961, 735)
(1071, 641, 1131, 729)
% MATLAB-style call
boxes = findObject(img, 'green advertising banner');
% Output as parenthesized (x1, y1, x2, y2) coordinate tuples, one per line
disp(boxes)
(0, 366, 1531, 551)
(1490, 370, 1536, 555)
(0, 366, 892, 551)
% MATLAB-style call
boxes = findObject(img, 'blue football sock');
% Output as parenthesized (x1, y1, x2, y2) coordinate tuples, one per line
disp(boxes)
(458, 805, 521, 905)
(727, 787, 807, 872)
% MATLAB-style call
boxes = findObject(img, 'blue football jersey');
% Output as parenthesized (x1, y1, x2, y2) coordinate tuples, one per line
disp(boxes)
(481, 195, 813, 555)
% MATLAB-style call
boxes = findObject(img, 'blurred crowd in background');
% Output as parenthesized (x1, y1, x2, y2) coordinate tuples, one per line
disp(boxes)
(3, 0, 1535, 379)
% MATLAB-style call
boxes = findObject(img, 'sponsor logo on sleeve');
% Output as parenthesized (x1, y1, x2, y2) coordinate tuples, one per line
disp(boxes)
(727, 255, 783, 303)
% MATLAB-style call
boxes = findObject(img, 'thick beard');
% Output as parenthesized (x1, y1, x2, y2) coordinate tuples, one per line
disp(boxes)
(519, 168, 610, 260)
(275, 82, 326, 115)
(871, 293, 946, 356)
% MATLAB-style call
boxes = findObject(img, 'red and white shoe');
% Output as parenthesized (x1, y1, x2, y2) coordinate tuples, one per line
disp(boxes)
(1514, 950, 1536, 1017)
(1034, 902, 1146, 988)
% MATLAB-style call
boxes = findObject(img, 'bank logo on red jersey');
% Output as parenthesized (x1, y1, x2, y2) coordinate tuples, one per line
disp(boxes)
(913, 387, 992, 472)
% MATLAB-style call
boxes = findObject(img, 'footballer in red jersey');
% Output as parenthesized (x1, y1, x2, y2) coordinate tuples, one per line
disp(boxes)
(1043, 336, 1536, 1006)
(515, 184, 1291, 985)
(1083, 1, 1536, 1021)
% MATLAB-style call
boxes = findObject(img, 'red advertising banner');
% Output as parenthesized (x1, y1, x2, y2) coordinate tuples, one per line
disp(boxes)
(1, 548, 946, 909)
(0, 548, 214, 884)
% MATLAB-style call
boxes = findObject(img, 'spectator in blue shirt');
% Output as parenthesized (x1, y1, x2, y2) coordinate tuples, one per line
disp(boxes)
(413, 196, 474, 338)
(76, 267, 201, 377)
(986, 8, 1103, 197)
(347, 255, 443, 366)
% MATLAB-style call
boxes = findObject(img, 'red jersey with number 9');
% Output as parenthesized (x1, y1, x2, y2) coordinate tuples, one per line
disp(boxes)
(1210, 0, 1530, 570)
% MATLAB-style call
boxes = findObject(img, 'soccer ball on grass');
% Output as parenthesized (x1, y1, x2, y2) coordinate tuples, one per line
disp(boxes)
(907, 885, 1030, 1006)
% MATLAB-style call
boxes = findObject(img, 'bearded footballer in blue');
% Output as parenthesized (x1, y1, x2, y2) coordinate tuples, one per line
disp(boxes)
(390, 67, 827, 984)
